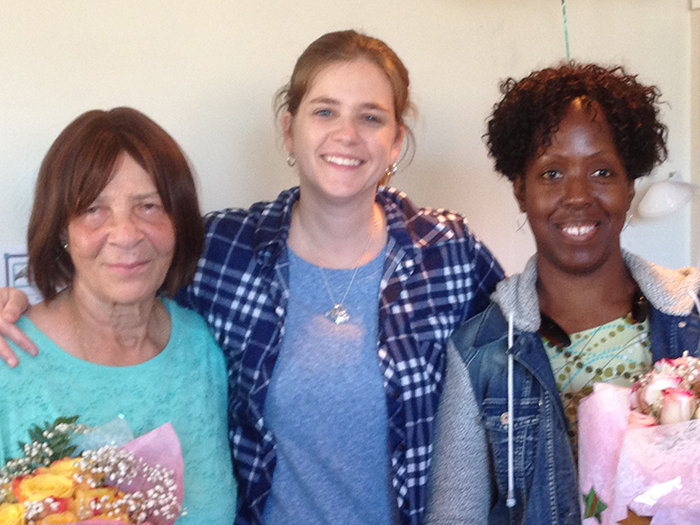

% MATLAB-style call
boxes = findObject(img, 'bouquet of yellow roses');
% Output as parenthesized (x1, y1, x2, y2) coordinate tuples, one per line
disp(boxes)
(0, 417, 184, 525)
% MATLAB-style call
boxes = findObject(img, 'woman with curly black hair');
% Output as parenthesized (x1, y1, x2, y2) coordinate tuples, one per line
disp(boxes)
(425, 63, 700, 525)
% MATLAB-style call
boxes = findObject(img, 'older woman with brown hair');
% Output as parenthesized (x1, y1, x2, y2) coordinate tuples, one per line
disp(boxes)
(0, 107, 236, 523)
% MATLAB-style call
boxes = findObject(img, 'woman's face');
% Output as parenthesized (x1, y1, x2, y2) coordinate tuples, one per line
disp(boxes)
(514, 99, 635, 276)
(67, 153, 175, 305)
(282, 58, 405, 204)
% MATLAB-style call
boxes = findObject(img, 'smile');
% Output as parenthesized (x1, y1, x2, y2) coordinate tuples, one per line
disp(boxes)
(559, 223, 598, 238)
(561, 224, 595, 236)
(323, 155, 363, 167)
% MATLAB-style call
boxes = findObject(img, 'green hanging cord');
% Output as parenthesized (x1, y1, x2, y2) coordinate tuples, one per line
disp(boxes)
(561, 0, 571, 63)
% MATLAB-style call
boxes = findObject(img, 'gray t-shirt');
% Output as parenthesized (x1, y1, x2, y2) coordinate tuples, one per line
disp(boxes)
(263, 248, 393, 525)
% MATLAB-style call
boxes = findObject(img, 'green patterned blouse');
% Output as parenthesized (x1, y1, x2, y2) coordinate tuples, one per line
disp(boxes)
(543, 313, 651, 449)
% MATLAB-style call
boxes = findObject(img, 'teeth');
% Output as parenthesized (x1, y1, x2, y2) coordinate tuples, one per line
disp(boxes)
(324, 155, 362, 166)
(562, 225, 595, 236)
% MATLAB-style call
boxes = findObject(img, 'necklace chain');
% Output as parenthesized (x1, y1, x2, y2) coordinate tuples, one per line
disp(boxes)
(318, 212, 380, 324)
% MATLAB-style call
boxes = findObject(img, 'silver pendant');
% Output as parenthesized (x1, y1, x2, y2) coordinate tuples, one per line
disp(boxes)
(326, 303, 350, 324)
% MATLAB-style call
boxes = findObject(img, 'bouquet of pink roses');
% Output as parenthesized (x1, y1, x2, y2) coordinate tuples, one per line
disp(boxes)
(578, 353, 700, 525)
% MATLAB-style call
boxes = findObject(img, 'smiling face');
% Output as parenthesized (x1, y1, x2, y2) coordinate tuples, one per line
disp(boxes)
(67, 153, 176, 305)
(282, 59, 405, 204)
(514, 99, 635, 276)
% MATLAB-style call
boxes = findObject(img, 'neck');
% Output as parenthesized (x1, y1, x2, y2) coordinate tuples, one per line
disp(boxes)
(288, 188, 387, 268)
(536, 252, 636, 333)
(63, 285, 170, 366)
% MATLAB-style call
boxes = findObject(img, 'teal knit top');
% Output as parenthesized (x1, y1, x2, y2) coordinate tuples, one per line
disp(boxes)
(0, 299, 236, 524)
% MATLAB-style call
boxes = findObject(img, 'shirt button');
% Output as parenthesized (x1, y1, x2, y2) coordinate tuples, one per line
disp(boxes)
(380, 335, 387, 345)
(679, 321, 687, 328)
(402, 500, 410, 510)
(500, 412, 509, 426)
(392, 389, 401, 400)
(275, 306, 284, 316)
(397, 442, 406, 452)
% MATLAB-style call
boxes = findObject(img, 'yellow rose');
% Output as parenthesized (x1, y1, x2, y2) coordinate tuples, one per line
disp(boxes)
(0, 502, 26, 525)
(14, 473, 76, 502)
(45, 458, 82, 477)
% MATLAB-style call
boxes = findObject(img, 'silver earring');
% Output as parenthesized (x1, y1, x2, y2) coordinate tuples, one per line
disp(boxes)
(385, 162, 398, 178)
(286, 154, 296, 167)
(62, 240, 69, 251)
(516, 212, 528, 232)
(623, 212, 633, 231)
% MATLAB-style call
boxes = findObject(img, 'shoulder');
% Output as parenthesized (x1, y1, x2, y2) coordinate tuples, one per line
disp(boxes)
(379, 187, 501, 273)
(162, 301, 228, 383)
(449, 303, 516, 384)
(166, 299, 209, 330)
(4, 315, 50, 355)
(199, 188, 297, 270)
(379, 186, 475, 245)
(164, 300, 219, 351)
(624, 250, 700, 316)
(203, 187, 297, 236)
(378, 187, 504, 318)
(451, 303, 508, 356)
(0, 316, 55, 383)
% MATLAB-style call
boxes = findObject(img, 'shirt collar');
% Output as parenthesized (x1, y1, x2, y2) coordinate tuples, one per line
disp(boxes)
(251, 187, 299, 264)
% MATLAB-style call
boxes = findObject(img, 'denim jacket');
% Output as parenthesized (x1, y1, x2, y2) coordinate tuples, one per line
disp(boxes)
(428, 251, 700, 525)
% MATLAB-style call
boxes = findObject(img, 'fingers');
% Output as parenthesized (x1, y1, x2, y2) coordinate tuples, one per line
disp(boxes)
(0, 339, 19, 367)
(0, 287, 36, 367)
(0, 287, 30, 324)
(0, 318, 38, 368)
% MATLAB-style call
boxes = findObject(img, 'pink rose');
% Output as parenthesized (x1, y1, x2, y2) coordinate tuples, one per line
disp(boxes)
(659, 387, 697, 425)
(627, 410, 658, 429)
(636, 373, 682, 413)
(655, 358, 680, 374)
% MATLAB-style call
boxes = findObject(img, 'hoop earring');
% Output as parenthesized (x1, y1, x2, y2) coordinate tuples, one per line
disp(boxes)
(385, 162, 398, 178)
(286, 155, 296, 167)
(516, 212, 528, 232)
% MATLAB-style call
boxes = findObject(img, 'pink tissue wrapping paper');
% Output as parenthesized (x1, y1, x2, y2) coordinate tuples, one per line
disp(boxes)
(69, 422, 184, 525)
(578, 383, 700, 525)
(578, 382, 630, 525)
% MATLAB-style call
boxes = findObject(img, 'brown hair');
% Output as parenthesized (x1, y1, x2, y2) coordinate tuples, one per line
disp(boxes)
(276, 30, 415, 158)
(27, 107, 204, 301)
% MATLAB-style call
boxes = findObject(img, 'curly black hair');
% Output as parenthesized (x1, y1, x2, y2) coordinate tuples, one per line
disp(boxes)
(485, 62, 668, 182)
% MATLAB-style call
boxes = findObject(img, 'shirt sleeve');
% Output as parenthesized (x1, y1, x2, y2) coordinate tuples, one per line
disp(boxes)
(424, 340, 491, 524)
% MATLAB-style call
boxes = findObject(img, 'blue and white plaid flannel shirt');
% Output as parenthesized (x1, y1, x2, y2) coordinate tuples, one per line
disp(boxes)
(177, 186, 504, 525)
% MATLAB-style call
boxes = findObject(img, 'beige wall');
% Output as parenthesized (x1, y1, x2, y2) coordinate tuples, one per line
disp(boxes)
(0, 0, 695, 274)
